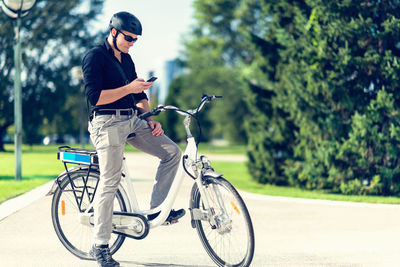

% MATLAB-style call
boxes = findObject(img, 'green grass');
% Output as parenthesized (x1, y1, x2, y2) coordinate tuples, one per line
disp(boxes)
(197, 143, 246, 154)
(0, 178, 54, 203)
(0, 144, 65, 203)
(2, 144, 400, 205)
(212, 161, 400, 205)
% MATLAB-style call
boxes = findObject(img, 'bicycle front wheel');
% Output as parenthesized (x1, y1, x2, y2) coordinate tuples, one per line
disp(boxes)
(51, 169, 127, 260)
(191, 176, 255, 267)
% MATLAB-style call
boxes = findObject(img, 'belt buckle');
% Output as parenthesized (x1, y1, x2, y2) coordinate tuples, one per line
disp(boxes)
(116, 109, 132, 116)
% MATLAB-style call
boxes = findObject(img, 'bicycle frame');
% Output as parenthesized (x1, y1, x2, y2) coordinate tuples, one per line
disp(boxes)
(49, 96, 223, 230)
(121, 135, 197, 228)
(115, 112, 220, 228)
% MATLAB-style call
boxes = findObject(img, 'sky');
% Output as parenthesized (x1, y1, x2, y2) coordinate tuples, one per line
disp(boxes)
(96, 0, 195, 79)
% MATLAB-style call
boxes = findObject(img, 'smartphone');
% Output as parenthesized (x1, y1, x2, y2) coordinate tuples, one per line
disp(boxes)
(147, 77, 158, 82)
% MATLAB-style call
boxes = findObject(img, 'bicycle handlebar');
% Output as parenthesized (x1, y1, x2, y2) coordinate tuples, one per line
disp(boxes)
(138, 94, 222, 120)
(138, 107, 162, 120)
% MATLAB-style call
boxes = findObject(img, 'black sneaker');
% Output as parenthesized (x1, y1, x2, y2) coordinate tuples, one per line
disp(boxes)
(90, 244, 120, 267)
(148, 209, 186, 224)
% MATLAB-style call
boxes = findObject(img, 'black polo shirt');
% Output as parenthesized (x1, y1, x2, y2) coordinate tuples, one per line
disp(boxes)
(82, 39, 148, 112)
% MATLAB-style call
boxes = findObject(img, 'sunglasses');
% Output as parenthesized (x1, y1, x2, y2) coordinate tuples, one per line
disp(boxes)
(118, 31, 138, 43)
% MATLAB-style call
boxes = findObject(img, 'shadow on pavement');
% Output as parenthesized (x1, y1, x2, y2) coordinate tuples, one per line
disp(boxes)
(120, 261, 214, 267)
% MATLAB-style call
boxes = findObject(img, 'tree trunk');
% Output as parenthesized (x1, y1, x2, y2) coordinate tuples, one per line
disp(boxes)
(0, 123, 12, 152)
(0, 139, 5, 152)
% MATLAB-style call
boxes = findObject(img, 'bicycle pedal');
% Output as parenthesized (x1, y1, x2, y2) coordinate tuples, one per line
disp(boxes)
(162, 219, 179, 226)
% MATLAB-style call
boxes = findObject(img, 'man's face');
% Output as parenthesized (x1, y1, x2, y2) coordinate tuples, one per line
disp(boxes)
(113, 29, 138, 53)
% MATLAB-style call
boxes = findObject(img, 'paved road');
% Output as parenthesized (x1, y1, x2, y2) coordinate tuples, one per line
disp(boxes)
(1, 152, 400, 266)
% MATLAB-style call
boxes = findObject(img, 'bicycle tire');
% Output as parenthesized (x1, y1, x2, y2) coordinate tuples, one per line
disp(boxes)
(190, 176, 255, 267)
(51, 169, 127, 260)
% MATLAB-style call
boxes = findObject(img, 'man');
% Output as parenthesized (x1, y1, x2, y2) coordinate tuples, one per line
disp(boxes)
(82, 11, 184, 267)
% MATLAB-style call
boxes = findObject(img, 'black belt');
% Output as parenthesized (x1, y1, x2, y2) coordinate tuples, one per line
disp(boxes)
(95, 109, 134, 116)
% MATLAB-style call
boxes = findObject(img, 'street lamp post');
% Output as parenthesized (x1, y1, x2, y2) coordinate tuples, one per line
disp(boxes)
(71, 66, 85, 148)
(1, 0, 36, 181)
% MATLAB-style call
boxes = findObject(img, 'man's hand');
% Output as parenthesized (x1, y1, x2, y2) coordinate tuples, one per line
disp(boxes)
(129, 78, 152, 94)
(95, 78, 153, 106)
(147, 120, 164, 136)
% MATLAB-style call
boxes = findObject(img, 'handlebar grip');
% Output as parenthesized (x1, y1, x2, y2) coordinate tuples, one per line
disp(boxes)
(202, 94, 223, 101)
(138, 112, 152, 120)
(138, 106, 163, 120)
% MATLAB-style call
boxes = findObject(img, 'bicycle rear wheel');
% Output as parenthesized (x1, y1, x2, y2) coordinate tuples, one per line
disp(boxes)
(51, 169, 127, 260)
(191, 176, 255, 267)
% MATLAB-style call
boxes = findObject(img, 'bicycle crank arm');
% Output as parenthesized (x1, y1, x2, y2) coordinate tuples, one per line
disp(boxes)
(113, 223, 139, 230)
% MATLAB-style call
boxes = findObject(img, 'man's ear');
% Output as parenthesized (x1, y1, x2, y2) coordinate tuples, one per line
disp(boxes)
(111, 28, 117, 37)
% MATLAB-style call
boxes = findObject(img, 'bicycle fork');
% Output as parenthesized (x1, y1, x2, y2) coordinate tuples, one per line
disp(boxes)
(191, 172, 232, 234)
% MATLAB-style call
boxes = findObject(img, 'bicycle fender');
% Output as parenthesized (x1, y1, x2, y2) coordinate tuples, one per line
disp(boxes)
(46, 181, 59, 196)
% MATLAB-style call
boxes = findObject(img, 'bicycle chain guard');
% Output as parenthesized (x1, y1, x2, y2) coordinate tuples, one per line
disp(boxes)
(111, 212, 150, 240)
(85, 212, 150, 240)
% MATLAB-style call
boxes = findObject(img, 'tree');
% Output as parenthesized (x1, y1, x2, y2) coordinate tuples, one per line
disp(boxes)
(0, 0, 105, 150)
(188, 0, 400, 196)
(236, 0, 310, 185)
(240, 0, 400, 194)
(298, 0, 400, 194)
(161, 0, 249, 144)
(158, 76, 185, 142)
(185, 0, 304, 183)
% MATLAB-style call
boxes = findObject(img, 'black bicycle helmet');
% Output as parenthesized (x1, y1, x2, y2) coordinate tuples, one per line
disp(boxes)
(109, 11, 142, 35)
(109, 12, 142, 52)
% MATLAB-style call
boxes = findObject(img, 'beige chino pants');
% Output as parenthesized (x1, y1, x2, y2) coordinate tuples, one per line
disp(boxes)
(88, 110, 181, 245)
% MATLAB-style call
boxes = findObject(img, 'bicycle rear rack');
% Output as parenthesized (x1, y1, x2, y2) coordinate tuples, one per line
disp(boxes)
(57, 146, 99, 212)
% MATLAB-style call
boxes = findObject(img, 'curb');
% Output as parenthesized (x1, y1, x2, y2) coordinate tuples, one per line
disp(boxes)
(0, 180, 54, 222)
(239, 190, 400, 209)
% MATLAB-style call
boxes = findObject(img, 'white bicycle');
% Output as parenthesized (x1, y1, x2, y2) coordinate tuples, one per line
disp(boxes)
(48, 95, 255, 267)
